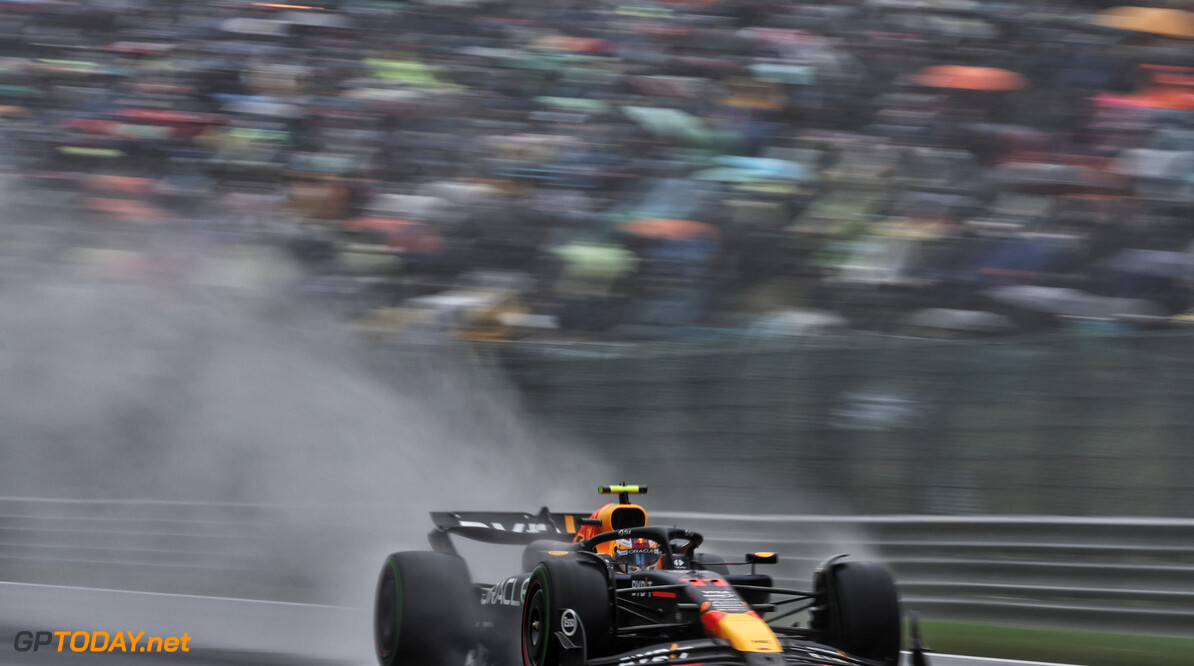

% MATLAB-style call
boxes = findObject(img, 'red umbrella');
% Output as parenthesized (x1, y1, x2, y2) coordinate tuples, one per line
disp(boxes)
(912, 65, 1029, 91)
(62, 118, 119, 134)
(532, 36, 614, 54)
(617, 218, 720, 241)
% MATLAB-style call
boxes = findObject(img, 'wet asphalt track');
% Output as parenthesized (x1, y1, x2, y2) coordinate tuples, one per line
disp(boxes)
(0, 636, 351, 666)
(0, 635, 1080, 666)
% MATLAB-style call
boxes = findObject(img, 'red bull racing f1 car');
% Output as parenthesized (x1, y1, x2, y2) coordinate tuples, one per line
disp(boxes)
(374, 486, 931, 666)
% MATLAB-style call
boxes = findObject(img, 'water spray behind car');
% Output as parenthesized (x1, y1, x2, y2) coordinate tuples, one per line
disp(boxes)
(0, 260, 611, 650)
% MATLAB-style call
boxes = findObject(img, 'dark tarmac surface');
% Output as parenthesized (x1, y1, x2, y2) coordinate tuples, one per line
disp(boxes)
(0, 632, 1061, 666)
(1, 642, 353, 666)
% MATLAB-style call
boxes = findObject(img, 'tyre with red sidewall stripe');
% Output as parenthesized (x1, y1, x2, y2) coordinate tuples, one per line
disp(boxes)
(374, 551, 477, 666)
(520, 558, 611, 666)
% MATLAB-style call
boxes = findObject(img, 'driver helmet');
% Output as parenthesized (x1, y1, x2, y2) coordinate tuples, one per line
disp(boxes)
(612, 537, 662, 572)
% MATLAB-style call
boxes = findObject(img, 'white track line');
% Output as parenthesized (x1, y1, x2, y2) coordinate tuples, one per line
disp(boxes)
(0, 580, 354, 608)
(926, 653, 1087, 666)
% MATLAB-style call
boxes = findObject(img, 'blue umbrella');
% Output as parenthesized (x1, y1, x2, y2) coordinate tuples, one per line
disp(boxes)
(710, 156, 817, 181)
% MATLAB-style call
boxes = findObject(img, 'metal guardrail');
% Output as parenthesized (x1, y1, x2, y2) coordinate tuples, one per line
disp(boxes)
(3, 498, 1193, 638)
(0, 496, 362, 604)
(653, 512, 1194, 638)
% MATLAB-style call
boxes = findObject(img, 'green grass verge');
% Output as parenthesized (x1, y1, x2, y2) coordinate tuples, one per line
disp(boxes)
(920, 621, 1194, 666)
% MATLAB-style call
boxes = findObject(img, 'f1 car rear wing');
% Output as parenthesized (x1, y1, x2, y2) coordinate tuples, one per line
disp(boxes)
(428, 486, 650, 555)
(428, 507, 590, 554)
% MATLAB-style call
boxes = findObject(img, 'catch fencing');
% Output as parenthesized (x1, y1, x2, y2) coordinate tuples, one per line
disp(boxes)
(2, 497, 1193, 638)
(492, 331, 1194, 517)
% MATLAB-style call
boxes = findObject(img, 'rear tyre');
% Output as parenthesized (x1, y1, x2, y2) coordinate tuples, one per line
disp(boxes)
(374, 551, 477, 666)
(521, 540, 580, 572)
(811, 561, 901, 666)
(521, 558, 611, 666)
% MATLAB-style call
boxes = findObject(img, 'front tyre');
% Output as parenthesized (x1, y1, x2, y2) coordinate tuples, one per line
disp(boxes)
(811, 560, 901, 666)
(374, 551, 477, 666)
(521, 558, 611, 666)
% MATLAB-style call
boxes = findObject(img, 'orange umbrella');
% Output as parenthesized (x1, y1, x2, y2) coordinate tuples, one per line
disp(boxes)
(617, 218, 720, 241)
(912, 65, 1029, 91)
(1090, 7, 1194, 40)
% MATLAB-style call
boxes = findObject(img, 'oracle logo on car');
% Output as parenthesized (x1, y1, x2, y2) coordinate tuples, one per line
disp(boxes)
(481, 576, 530, 606)
(458, 520, 552, 534)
